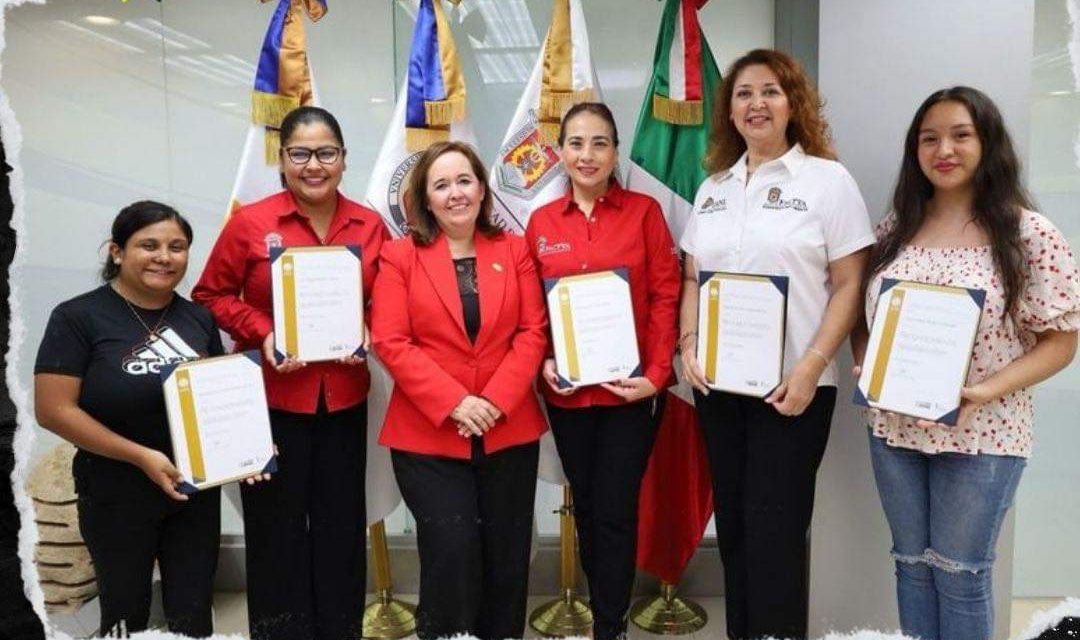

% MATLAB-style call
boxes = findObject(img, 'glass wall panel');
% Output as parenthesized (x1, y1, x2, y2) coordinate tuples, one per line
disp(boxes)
(1013, 0, 1080, 597)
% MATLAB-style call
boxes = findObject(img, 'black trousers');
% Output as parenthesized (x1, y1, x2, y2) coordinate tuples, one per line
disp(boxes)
(78, 484, 221, 637)
(546, 400, 659, 640)
(392, 439, 539, 640)
(694, 387, 836, 640)
(241, 402, 368, 640)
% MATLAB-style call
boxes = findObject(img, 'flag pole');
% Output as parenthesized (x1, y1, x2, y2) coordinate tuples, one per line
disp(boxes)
(629, 580, 707, 634)
(528, 485, 592, 637)
(362, 520, 416, 639)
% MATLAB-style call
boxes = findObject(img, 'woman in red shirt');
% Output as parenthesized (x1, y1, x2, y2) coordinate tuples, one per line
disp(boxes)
(524, 102, 681, 640)
(371, 141, 548, 640)
(192, 106, 389, 640)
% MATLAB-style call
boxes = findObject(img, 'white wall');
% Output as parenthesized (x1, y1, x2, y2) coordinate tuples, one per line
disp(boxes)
(812, 1, 1034, 638)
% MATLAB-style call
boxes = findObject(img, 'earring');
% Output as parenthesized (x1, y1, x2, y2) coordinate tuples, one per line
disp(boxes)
(113, 258, 121, 265)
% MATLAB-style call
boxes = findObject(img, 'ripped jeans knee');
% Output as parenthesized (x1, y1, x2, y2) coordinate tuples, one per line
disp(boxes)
(893, 548, 994, 598)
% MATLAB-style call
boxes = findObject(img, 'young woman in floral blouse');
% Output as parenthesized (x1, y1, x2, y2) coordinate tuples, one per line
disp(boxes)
(853, 86, 1080, 640)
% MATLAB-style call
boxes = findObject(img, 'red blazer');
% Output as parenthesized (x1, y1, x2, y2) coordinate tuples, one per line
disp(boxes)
(372, 231, 549, 459)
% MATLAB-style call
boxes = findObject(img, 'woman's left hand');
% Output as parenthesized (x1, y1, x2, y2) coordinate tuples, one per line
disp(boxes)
(765, 360, 823, 416)
(601, 377, 658, 403)
(243, 444, 278, 485)
(915, 384, 993, 429)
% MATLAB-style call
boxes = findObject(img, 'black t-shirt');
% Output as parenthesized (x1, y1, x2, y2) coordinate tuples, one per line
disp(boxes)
(34, 285, 224, 499)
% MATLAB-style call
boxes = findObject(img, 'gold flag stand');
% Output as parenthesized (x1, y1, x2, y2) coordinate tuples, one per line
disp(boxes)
(529, 485, 593, 637)
(629, 581, 707, 634)
(362, 520, 416, 639)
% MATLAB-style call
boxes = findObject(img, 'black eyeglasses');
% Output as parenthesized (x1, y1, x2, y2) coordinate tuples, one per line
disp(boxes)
(283, 146, 343, 165)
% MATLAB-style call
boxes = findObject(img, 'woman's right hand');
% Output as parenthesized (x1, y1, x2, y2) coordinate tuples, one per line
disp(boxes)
(262, 332, 306, 373)
(542, 358, 576, 396)
(679, 341, 709, 394)
(451, 395, 500, 437)
(133, 447, 188, 501)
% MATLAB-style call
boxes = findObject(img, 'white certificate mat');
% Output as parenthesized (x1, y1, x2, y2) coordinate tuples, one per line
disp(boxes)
(270, 245, 364, 363)
(545, 269, 641, 388)
(161, 351, 276, 493)
(696, 272, 788, 397)
(854, 279, 986, 425)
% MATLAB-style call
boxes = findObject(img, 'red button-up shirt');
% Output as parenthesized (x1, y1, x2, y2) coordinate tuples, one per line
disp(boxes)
(525, 183, 681, 408)
(192, 190, 390, 414)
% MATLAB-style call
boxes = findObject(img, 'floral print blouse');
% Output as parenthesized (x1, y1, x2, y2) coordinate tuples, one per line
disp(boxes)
(865, 210, 1080, 458)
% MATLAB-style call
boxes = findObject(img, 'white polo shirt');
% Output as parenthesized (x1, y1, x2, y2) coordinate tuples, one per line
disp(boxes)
(680, 144, 874, 386)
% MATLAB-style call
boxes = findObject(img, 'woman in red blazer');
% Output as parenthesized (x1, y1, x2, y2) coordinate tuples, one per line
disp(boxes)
(371, 140, 548, 640)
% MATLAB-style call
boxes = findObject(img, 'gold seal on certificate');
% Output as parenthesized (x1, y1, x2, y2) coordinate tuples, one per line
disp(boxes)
(544, 269, 641, 388)
(160, 351, 276, 494)
(270, 245, 364, 363)
(696, 271, 789, 397)
(854, 279, 986, 425)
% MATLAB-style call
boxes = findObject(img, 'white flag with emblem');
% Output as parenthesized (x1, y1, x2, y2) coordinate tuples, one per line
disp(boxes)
(489, 0, 602, 484)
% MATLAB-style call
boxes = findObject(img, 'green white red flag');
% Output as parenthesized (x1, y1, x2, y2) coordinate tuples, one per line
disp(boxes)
(626, 0, 719, 584)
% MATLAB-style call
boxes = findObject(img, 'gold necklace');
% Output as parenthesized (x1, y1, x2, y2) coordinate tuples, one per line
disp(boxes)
(114, 286, 173, 339)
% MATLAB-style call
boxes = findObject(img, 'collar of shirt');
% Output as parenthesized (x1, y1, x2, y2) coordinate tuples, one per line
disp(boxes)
(723, 143, 808, 185)
(270, 190, 370, 225)
(553, 180, 628, 215)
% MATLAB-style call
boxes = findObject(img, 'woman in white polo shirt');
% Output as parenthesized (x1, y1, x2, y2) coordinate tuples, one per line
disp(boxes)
(677, 48, 874, 640)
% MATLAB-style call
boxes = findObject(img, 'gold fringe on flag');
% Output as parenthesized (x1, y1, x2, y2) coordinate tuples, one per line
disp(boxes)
(264, 128, 283, 165)
(406, 126, 451, 152)
(424, 96, 467, 126)
(538, 121, 562, 147)
(539, 88, 595, 122)
(252, 91, 301, 127)
(652, 94, 704, 125)
(430, 0, 467, 124)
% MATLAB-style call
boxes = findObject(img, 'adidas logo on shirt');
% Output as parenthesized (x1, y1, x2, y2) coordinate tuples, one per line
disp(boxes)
(121, 326, 199, 376)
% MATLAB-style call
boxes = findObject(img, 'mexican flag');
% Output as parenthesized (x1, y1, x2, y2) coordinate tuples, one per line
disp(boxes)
(625, 0, 719, 585)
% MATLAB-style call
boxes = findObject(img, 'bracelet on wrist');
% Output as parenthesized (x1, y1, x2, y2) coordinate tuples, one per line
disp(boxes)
(806, 346, 830, 366)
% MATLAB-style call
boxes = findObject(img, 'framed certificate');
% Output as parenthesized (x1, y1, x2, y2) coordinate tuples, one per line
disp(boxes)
(544, 269, 641, 388)
(854, 279, 986, 425)
(270, 245, 365, 363)
(161, 351, 277, 494)
(696, 271, 788, 397)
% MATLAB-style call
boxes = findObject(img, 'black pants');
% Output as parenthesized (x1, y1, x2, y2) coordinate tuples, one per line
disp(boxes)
(241, 402, 368, 640)
(78, 485, 221, 637)
(392, 439, 539, 640)
(694, 387, 836, 640)
(546, 400, 659, 640)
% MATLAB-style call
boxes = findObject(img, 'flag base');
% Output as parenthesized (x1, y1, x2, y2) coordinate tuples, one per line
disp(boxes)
(629, 582, 708, 635)
(361, 590, 417, 639)
(362, 521, 417, 639)
(529, 589, 593, 638)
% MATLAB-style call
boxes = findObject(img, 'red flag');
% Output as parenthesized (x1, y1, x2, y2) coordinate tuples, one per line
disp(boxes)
(636, 392, 713, 583)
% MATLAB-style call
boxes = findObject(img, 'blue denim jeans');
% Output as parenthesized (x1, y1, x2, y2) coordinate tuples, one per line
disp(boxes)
(868, 432, 1025, 640)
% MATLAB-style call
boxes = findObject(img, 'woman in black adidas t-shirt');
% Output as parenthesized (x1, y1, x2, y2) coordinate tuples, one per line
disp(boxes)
(34, 202, 231, 637)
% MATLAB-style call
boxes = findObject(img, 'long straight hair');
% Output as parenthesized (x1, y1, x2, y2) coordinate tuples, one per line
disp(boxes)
(870, 86, 1033, 316)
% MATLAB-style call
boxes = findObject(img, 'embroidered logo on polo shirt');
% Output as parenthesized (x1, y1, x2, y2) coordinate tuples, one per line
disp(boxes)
(762, 187, 808, 211)
(264, 232, 283, 253)
(536, 236, 572, 256)
(697, 196, 727, 215)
